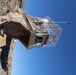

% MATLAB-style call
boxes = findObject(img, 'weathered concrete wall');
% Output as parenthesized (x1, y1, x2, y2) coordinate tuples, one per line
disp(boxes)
(0, 39, 16, 75)
(0, 0, 26, 75)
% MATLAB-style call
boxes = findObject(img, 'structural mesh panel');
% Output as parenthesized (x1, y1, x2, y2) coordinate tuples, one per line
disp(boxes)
(44, 18, 63, 47)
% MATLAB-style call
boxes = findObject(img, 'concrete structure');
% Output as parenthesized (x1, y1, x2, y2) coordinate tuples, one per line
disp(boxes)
(0, 39, 16, 75)
(0, 0, 64, 75)
(0, 0, 25, 75)
(0, 0, 63, 49)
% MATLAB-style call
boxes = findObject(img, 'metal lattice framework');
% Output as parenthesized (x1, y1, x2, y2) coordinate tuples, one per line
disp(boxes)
(27, 15, 63, 47)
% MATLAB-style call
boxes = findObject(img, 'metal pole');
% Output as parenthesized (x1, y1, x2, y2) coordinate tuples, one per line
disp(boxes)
(50, 21, 70, 24)
(55, 22, 70, 24)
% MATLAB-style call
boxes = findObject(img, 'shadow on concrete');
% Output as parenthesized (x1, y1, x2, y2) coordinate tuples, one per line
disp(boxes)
(0, 38, 12, 71)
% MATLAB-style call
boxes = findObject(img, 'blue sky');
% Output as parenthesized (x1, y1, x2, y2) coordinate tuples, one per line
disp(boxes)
(12, 0, 76, 75)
